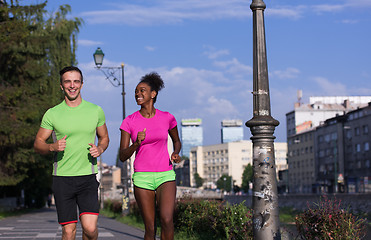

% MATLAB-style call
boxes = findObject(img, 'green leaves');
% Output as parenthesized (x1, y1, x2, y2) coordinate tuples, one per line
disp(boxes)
(0, 0, 81, 206)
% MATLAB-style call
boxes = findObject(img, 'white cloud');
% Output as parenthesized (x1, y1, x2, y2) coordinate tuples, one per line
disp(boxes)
(340, 19, 359, 24)
(80, 0, 325, 26)
(206, 96, 239, 115)
(78, 39, 103, 46)
(312, 4, 345, 14)
(271, 67, 300, 79)
(80, 0, 250, 26)
(312, 77, 348, 95)
(145, 46, 156, 52)
(312, 1, 371, 14)
(266, 6, 306, 19)
(213, 58, 253, 77)
(203, 45, 230, 59)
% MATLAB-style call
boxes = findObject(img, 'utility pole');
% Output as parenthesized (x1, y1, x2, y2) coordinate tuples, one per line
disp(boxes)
(245, 0, 281, 239)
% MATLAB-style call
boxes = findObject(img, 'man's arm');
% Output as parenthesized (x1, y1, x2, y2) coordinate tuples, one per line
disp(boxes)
(89, 123, 109, 158)
(34, 127, 66, 155)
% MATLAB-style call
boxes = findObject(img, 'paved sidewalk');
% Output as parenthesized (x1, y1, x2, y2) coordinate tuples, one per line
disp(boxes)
(0, 206, 145, 239)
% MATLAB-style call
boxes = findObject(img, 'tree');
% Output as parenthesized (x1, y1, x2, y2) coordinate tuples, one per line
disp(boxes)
(0, 0, 82, 207)
(216, 174, 232, 192)
(193, 173, 204, 188)
(241, 163, 253, 193)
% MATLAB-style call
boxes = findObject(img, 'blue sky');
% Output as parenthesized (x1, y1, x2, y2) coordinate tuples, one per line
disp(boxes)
(36, 0, 371, 165)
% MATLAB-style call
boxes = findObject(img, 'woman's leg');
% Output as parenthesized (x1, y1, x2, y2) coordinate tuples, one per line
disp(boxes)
(134, 186, 156, 240)
(156, 181, 176, 240)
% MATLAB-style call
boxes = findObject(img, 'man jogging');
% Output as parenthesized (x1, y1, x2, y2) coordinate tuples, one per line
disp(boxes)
(34, 66, 109, 240)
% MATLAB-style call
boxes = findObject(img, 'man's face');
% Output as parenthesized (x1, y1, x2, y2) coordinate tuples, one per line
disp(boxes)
(60, 71, 83, 101)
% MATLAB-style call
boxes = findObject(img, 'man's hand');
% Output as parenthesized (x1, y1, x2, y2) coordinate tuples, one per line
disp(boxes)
(89, 143, 103, 158)
(50, 135, 67, 152)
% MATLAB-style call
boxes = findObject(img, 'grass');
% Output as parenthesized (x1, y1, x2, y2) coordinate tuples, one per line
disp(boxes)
(279, 206, 300, 224)
(0, 208, 33, 220)
(100, 208, 145, 231)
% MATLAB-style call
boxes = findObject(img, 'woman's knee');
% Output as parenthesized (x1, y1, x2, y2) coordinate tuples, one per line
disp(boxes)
(160, 215, 174, 228)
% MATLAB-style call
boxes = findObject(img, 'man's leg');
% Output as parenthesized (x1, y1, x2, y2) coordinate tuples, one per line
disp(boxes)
(53, 176, 78, 240)
(62, 223, 77, 240)
(76, 175, 100, 240)
(156, 181, 176, 240)
(80, 214, 98, 240)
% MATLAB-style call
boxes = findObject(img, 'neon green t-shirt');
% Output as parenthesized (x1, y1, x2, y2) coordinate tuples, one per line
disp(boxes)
(40, 99, 106, 176)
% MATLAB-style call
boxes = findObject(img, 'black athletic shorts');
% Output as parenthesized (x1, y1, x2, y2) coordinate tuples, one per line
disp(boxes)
(52, 174, 100, 225)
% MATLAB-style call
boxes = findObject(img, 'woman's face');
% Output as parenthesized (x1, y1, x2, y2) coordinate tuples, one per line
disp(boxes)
(135, 82, 156, 105)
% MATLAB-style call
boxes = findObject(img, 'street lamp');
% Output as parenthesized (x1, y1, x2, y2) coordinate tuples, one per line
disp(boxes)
(93, 47, 126, 119)
(245, 1, 281, 239)
(93, 47, 130, 215)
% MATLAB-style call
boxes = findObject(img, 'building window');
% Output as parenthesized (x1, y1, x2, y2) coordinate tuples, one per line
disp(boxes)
(357, 161, 361, 168)
(363, 125, 369, 134)
(355, 127, 360, 136)
(346, 129, 352, 139)
(356, 143, 361, 152)
(319, 150, 325, 157)
(325, 134, 330, 142)
(366, 160, 370, 168)
(365, 142, 370, 152)
(331, 132, 337, 140)
(318, 135, 324, 143)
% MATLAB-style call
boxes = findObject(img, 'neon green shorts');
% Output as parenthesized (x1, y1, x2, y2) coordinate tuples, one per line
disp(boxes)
(132, 170, 176, 191)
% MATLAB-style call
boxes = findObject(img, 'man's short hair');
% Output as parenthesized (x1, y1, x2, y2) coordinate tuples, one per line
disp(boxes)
(59, 66, 83, 84)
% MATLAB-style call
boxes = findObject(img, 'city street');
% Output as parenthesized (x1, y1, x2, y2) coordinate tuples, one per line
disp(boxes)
(0, 207, 145, 239)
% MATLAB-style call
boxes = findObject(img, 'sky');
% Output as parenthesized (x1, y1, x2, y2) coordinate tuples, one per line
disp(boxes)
(31, 0, 371, 165)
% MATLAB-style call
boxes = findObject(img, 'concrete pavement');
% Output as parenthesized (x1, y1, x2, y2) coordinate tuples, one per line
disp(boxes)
(0, 206, 145, 239)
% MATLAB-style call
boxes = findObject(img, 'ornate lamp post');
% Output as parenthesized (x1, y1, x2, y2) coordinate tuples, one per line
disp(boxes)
(93, 47, 126, 118)
(245, 1, 281, 239)
(93, 47, 130, 215)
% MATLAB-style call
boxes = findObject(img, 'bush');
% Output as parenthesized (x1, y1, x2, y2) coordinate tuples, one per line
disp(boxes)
(103, 199, 122, 214)
(295, 196, 367, 240)
(174, 199, 253, 240)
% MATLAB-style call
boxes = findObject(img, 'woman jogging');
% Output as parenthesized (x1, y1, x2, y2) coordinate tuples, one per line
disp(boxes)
(119, 72, 181, 240)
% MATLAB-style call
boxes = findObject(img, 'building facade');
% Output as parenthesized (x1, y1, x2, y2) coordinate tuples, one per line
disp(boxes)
(286, 96, 371, 193)
(189, 140, 287, 190)
(181, 118, 203, 157)
(221, 119, 244, 143)
(287, 129, 316, 193)
(315, 103, 371, 193)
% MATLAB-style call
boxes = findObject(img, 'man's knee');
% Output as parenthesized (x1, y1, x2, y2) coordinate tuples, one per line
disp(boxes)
(80, 214, 98, 239)
(82, 226, 98, 239)
(62, 223, 77, 239)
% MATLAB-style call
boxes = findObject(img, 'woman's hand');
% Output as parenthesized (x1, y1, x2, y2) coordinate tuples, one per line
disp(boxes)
(136, 128, 146, 145)
(171, 152, 181, 164)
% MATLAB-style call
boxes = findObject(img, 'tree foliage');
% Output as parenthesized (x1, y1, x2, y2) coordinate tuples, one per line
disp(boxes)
(0, 0, 82, 206)
(241, 163, 253, 193)
(216, 174, 232, 192)
(194, 172, 204, 188)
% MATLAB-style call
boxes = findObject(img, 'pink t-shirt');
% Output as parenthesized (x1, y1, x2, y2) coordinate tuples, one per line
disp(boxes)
(120, 110, 177, 172)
